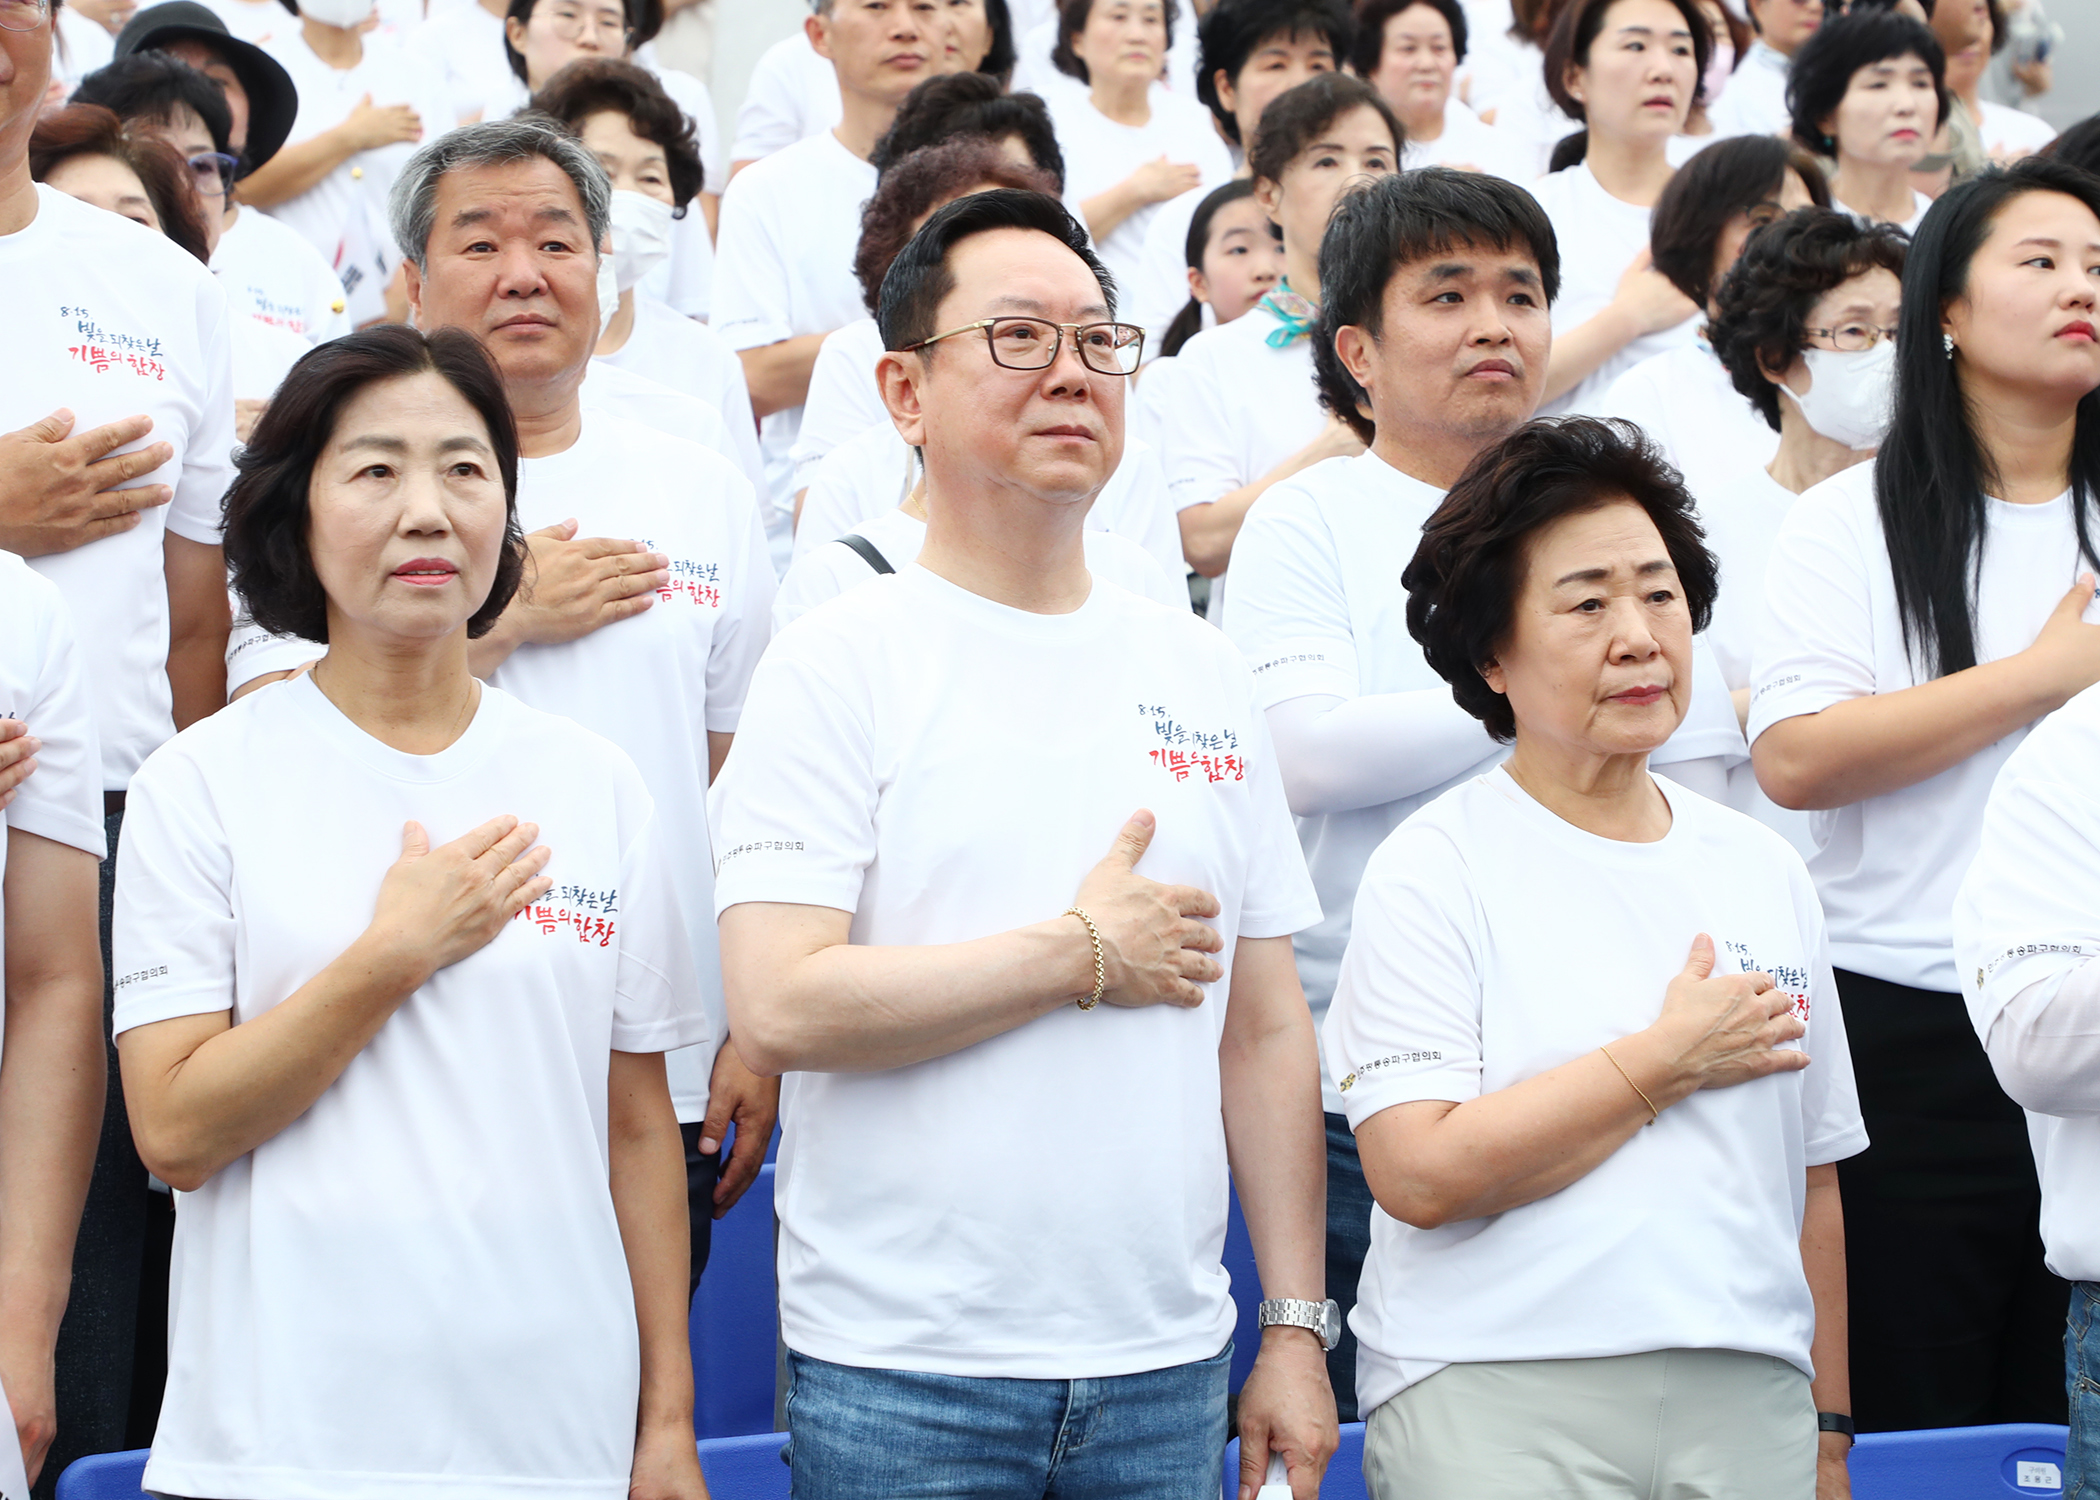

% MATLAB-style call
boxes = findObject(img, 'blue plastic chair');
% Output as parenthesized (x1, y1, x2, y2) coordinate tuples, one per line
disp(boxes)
(691, 1161, 780, 1439)
(1223, 1185, 1262, 1393)
(1222, 1422, 1369, 1499)
(698, 1430, 792, 1499)
(53, 1448, 146, 1500)
(1852, 1423, 2069, 1498)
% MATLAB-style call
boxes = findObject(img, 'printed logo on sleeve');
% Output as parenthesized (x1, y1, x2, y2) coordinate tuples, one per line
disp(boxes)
(1253, 652, 1325, 675)
(1338, 1050, 1443, 1093)
(1722, 939, 1811, 1023)
(113, 965, 170, 990)
(514, 884, 619, 946)
(60, 305, 167, 382)
(1138, 703, 1245, 784)
(715, 838, 805, 875)
(1976, 940, 2091, 991)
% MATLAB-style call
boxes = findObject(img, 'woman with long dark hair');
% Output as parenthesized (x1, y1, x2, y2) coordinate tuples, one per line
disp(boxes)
(1750, 157, 2100, 1432)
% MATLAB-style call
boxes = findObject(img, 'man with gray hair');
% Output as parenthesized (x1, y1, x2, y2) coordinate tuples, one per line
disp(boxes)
(241, 116, 781, 1326)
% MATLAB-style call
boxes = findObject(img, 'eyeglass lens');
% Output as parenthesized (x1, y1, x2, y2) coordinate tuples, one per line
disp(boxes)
(985, 318, 1143, 375)
(0, 0, 48, 32)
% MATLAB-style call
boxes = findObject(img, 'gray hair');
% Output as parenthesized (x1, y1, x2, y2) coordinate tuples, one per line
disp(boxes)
(388, 115, 612, 275)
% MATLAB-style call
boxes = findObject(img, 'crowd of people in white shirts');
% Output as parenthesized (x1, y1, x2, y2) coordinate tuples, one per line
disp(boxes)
(4, 0, 2100, 1492)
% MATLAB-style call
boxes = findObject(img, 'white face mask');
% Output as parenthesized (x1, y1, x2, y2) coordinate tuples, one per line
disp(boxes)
(607, 189, 675, 293)
(298, 0, 376, 29)
(594, 247, 618, 341)
(1701, 38, 1735, 107)
(1781, 340, 1897, 451)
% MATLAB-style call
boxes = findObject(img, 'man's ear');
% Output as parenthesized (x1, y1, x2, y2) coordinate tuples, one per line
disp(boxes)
(403, 257, 425, 329)
(1334, 323, 1377, 392)
(806, 11, 834, 63)
(876, 348, 929, 448)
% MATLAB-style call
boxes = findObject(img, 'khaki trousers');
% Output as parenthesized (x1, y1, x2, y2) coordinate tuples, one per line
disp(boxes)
(1362, 1347, 1816, 1499)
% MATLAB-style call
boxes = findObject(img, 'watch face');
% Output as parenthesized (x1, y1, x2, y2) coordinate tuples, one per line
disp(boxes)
(1321, 1300, 1342, 1350)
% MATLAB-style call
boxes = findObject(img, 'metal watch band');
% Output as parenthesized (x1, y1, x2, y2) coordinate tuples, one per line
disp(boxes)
(1257, 1297, 1337, 1352)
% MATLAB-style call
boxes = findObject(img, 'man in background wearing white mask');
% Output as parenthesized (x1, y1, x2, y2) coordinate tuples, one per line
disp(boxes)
(1699, 208, 1906, 812)
(525, 59, 762, 490)
(245, 0, 453, 324)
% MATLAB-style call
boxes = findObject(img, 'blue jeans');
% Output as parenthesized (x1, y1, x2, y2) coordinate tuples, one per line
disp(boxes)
(1327, 1112, 1373, 1424)
(2069, 1282, 2100, 1496)
(782, 1343, 1231, 1499)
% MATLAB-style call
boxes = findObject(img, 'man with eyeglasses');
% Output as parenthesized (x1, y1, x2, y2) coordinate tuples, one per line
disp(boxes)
(112, 0, 354, 348)
(0, 0, 236, 1487)
(710, 187, 1338, 1500)
(246, 0, 452, 324)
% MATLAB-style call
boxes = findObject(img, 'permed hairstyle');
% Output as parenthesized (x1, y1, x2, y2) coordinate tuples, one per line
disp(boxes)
(871, 72, 1066, 189)
(1196, 0, 1356, 142)
(853, 137, 1060, 314)
(1648, 133, 1831, 308)
(223, 325, 528, 644)
(1785, 8, 1948, 156)
(1162, 177, 1263, 357)
(529, 58, 704, 212)
(71, 51, 233, 157)
(1875, 158, 2100, 679)
(389, 115, 613, 275)
(28, 103, 213, 265)
(1053, 0, 1182, 82)
(1247, 71, 1403, 188)
(1314, 167, 1561, 442)
(876, 188, 1114, 352)
(1544, 0, 1712, 124)
(1348, 0, 1468, 74)
(1403, 416, 1718, 741)
(1708, 206, 1908, 433)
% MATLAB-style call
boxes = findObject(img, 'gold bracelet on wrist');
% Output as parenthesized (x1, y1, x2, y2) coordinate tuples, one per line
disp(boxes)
(1601, 1044, 1660, 1125)
(1064, 906, 1105, 1010)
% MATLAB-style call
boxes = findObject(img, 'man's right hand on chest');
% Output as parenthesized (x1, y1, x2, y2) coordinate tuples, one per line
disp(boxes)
(0, 409, 172, 557)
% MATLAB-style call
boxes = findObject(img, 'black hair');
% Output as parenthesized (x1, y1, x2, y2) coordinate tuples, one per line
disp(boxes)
(223, 325, 527, 645)
(876, 187, 1115, 352)
(972, 0, 1018, 78)
(1162, 178, 1262, 357)
(1247, 71, 1403, 187)
(871, 72, 1066, 190)
(530, 57, 704, 210)
(71, 51, 233, 156)
(502, 0, 635, 85)
(2044, 114, 2100, 179)
(1196, 0, 1357, 142)
(1785, 7, 1948, 156)
(1877, 158, 2100, 678)
(1648, 133, 1832, 307)
(1404, 416, 1717, 740)
(1348, 0, 1467, 73)
(1540, 0, 1710, 166)
(1708, 206, 1908, 431)
(1314, 167, 1561, 441)
(1053, 0, 1182, 83)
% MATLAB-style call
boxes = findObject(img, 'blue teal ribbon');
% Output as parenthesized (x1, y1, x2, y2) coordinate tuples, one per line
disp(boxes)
(1258, 280, 1318, 349)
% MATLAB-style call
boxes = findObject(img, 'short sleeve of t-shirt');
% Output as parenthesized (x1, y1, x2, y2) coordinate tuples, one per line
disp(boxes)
(1324, 819, 1489, 1119)
(167, 273, 237, 545)
(2, 559, 104, 860)
(708, 626, 878, 918)
(1795, 887, 1869, 1167)
(1234, 696, 1325, 940)
(112, 747, 237, 1034)
(1227, 473, 1361, 707)
(711, 163, 797, 353)
(610, 798, 712, 1054)
(703, 484, 778, 734)
(1746, 476, 1879, 743)
(1158, 331, 1244, 512)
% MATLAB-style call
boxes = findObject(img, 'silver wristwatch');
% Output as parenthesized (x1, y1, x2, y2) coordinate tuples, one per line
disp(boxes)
(1257, 1297, 1342, 1352)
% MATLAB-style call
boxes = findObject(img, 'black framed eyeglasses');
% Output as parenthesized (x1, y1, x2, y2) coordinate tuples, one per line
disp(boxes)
(186, 151, 240, 198)
(905, 316, 1146, 376)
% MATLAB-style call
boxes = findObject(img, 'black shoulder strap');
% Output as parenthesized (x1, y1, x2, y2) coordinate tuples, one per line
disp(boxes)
(836, 533, 896, 575)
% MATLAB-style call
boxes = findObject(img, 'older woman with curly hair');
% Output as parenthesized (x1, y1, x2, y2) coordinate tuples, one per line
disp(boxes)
(1326, 416, 1865, 1499)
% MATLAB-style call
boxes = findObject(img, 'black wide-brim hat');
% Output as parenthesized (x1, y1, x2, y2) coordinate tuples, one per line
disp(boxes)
(112, 1, 298, 177)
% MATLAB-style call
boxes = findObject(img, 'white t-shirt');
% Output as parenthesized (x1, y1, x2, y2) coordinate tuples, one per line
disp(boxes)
(229, 307, 311, 403)
(0, 552, 106, 983)
(1124, 187, 1208, 354)
(1046, 86, 1235, 295)
(728, 30, 842, 164)
(1747, 461, 2100, 992)
(1954, 682, 2100, 1283)
(774, 505, 1185, 632)
(1977, 100, 2057, 160)
(1836, 189, 1933, 237)
(596, 294, 763, 489)
(1221, 454, 1499, 1114)
(413, 0, 516, 125)
(261, 30, 453, 324)
(211, 202, 351, 345)
(794, 420, 1187, 583)
(709, 564, 1321, 1378)
(54, 6, 114, 89)
(2, 186, 236, 790)
(1327, 766, 1867, 1416)
(116, 677, 708, 1500)
(711, 129, 878, 517)
(579, 359, 742, 478)
(1596, 341, 1778, 510)
(788, 316, 884, 495)
(1463, 39, 1575, 178)
(1159, 307, 1325, 513)
(1401, 98, 1534, 182)
(226, 411, 772, 1122)
(1530, 163, 1699, 417)
(1707, 39, 1794, 139)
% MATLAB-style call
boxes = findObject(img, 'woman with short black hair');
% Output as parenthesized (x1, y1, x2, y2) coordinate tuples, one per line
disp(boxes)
(1350, 0, 1526, 178)
(114, 324, 712, 1500)
(1750, 157, 2100, 1431)
(1786, 8, 1949, 232)
(1330, 413, 1863, 1497)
